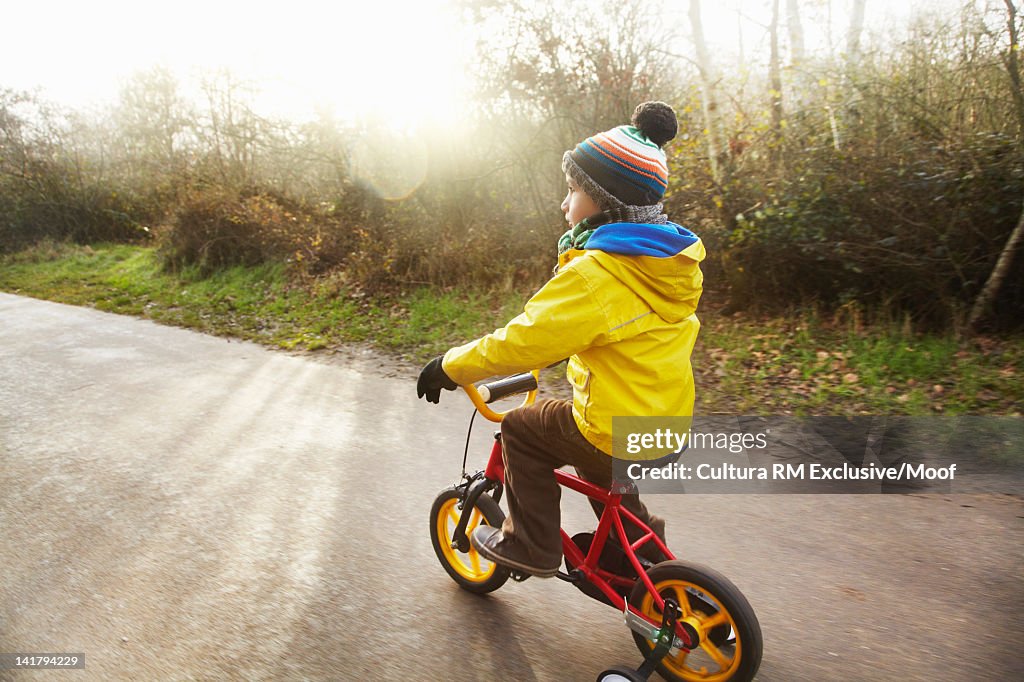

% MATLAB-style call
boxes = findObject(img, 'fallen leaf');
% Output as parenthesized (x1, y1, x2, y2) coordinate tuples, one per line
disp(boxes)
(843, 373, 859, 383)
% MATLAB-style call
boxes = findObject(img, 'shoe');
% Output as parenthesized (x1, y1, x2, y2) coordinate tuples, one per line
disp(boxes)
(470, 527, 559, 579)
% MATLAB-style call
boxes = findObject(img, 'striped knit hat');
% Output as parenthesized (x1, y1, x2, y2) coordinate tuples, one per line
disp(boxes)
(562, 102, 678, 212)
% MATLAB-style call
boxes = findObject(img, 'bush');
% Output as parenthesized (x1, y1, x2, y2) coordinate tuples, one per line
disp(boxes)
(157, 186, 351, 276)
(0, 158, 148, 252)
(672, 133, 1024, 329)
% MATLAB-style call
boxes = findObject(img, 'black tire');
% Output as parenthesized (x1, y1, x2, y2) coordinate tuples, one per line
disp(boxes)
(596, 664, 648, 682)
(429, 486, 511, 594)
(628, 561, 762, 682)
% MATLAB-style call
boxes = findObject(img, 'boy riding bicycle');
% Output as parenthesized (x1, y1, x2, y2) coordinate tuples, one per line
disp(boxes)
(417, 102, 704, 578)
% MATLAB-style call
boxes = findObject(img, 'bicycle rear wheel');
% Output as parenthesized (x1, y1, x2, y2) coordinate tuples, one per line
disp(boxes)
(628, 561, 762, 682)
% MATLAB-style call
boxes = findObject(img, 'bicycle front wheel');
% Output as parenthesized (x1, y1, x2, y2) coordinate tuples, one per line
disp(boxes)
(429, 486, 511, 594)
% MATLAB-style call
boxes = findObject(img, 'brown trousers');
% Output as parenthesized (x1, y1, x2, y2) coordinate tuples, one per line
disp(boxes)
(499, 399, 664, 568)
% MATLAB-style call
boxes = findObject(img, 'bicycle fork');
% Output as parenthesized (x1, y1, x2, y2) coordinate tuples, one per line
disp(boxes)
(450, 474, 503, 553)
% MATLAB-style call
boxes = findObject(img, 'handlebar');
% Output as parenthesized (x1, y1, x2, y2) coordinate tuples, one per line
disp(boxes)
(461, 371, 539, 422)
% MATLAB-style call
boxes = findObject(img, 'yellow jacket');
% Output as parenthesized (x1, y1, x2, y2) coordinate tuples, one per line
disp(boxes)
(443, 222, 705, 454)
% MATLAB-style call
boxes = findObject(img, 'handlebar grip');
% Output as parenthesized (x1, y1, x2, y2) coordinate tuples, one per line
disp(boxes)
(478, 372, 539, 404)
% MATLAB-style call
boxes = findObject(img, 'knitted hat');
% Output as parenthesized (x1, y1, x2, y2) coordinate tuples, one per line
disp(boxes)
(562, 101, 678, 209)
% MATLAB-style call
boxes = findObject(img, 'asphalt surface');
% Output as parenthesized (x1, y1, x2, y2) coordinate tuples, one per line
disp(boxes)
(1, 292, 1022, 681)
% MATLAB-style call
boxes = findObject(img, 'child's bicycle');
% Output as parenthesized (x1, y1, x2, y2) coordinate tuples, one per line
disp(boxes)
(428, 372, 763, 682)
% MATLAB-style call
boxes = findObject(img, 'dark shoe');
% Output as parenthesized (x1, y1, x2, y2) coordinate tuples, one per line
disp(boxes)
(470, 527, 559, 578)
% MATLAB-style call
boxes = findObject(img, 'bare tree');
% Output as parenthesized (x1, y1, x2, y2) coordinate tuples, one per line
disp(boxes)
(111, 67, 192, 197)
(115, 68, 188, 166)
(198, 71, 265, 187)
(465, 0, 679, 225)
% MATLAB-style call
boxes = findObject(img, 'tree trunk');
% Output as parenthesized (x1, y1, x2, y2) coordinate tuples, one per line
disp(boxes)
(1003, 0, 1024, 137)
(689, 0, 742, 311)
(787, 0, 805, 64)
(968, 203, 1024, 331)
(688, 0, 728, 189)
(769, 0, 784, 169)
(786, 0, 807, 111)
(968, 1, 1024, 332)
(847, 0, 867, 61)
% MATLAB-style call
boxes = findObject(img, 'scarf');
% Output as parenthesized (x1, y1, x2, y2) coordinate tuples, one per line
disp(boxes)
(557, 203, 668, 255)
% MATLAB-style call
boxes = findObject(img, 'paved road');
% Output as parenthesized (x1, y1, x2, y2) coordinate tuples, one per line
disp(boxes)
(1, 293, 1021, 681)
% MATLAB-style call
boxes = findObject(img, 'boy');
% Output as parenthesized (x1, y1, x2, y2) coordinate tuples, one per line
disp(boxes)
(417, 102, 704, 577)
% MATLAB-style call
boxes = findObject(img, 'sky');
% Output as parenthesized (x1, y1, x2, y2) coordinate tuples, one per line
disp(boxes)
(2, 0, 971, 127)
(3, 0, 471, 125)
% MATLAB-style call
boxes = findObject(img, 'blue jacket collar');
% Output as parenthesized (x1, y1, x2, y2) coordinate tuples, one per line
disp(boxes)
(586, 222, 699, 258)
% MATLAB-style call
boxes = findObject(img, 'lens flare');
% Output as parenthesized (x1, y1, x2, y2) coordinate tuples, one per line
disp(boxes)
(350, 128, 429, 201)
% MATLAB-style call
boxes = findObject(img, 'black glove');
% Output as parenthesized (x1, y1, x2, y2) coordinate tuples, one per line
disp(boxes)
(417, 356, 458, 404)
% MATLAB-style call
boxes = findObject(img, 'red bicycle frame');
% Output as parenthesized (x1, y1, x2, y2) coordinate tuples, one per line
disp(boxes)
(482, 436, 694, 648)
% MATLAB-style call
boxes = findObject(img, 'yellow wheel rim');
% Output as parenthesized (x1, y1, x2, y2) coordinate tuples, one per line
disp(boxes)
(638, 579, 741, 682)
(436, 498, 498, 582)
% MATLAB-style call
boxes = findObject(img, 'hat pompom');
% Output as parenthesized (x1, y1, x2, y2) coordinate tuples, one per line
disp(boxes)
(631, 101, 678, 148)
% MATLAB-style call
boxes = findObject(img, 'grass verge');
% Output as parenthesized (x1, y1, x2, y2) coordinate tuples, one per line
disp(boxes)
(1, 242, 1020, 416)
(696, 315, 1021, 415)
(0, 242, 524, 362)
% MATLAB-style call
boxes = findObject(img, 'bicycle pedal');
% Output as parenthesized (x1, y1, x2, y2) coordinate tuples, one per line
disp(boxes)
(510, 570, 531, 582)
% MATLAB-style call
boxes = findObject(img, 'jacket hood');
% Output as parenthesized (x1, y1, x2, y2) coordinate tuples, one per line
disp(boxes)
(584, 221, 705, 323)
(585, 221, 701, 258)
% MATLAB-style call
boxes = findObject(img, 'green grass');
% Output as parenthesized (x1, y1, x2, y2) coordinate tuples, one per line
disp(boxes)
(696, 314, 1022, 415)
(0, 241, 526, 362)
(2, 242, 1021, 416)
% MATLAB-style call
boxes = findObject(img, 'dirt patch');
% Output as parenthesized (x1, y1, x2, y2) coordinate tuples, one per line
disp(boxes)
(291, 343, 420, 381)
